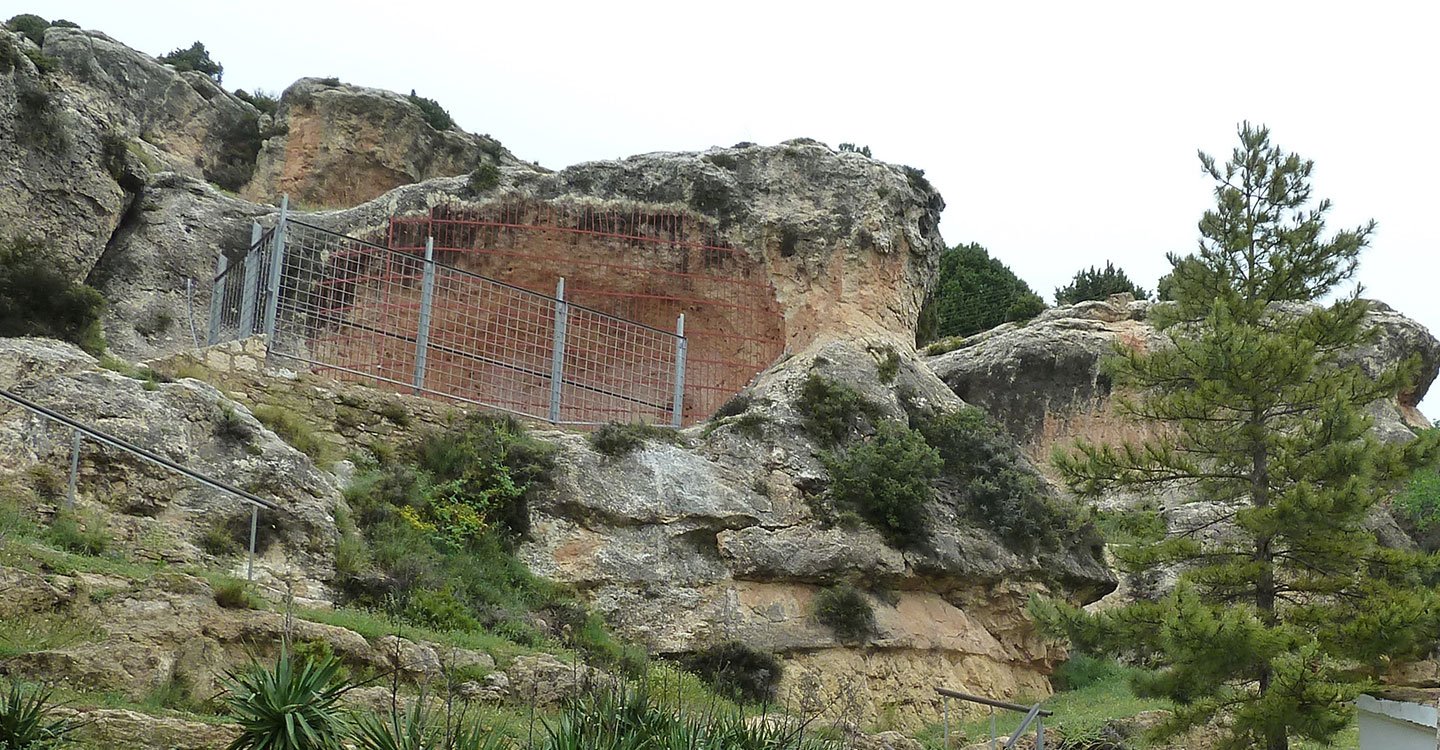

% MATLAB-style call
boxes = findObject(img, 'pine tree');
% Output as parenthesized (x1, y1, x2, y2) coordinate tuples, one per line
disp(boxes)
(916, 243, 1045, 344)
(1037, 123, 1440, 750)
(1054, 261, 1150, 304)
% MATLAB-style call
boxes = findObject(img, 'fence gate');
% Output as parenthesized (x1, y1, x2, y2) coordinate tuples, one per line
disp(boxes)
(208, 199, 689, 428)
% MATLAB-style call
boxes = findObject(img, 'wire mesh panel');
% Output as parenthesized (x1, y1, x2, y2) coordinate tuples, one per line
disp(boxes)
(211, 226, 274, 344)
(387, 199, 785, 423)
(212, 217, 684, 427)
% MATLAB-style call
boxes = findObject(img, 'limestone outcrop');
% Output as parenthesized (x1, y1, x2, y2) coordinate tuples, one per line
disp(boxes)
(520, 337, 1112, 729)
(0, 337, 339, 592)
(925, 295, 1437, 456)
(242, 77, 523, 208)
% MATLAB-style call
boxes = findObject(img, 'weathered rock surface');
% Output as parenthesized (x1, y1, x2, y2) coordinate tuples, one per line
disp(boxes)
(926, 294, 1437, 454)
(0, 337, 339, 588)
(242, 77, 523, 208)
(521, 337, 1113, 729)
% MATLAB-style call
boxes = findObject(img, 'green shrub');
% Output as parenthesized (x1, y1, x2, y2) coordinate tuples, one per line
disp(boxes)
(20, 47, 54, 75)
(1050, 651, 1127, 692)
(812, 583, 875, 643)
(588, 422, 678, 458)
(212, 576, 259, 609)
(200, 516, 242, 556)
(204, 113, 263, 192)
(316, 77, 341, 87)
(1396, 449, 1440, 532)
(919, 409, 1082, 548)
(408, 90, 453, 131)
(252, 405, 331, 464)
(797, 373, 881, 447)
(0, 236, 107, 354)
(376, 401, 410, 426)
(234, 88, 279, 116)
(416, 413, 555, 539)
(711, 393, 754, 420)
(158, 41, 222, 82)
(45, 512, 108, 556)
(681, 642, 783, 704)
(50, 20, 78, 30)
(542, 685, 826, 749)
(466, 162, 500, 196)
(222, 649, 349, 750)
(215, 405, 255, 444)
(824, 421, 941, 548)
(837, 142, 872, 157)
(732, 412, 768, 439)
(1054, 261, 1149, 305)
(4, 14, 48, 44)
(0, 678, 77, 749)
(402, 587, 479, 632)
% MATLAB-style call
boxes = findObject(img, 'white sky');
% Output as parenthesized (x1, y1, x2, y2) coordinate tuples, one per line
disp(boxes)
(22, 1, 1440, 417)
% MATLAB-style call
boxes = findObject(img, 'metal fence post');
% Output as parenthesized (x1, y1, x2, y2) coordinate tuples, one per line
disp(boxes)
(261, 195, 289, 359)
(1036, 718, 1044, 750)
(65, 429, 80, 509)
(671, 314, 687, 428)
(413, 237, 436, 395)
(207, 252, 228, 345)
(548, 278, 568, 423)
(238, 235, 260, 338)
(247, 504, 258, 581)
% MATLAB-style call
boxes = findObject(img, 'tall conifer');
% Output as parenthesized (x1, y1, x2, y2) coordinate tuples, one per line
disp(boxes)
(1038, 123, 1440, 750)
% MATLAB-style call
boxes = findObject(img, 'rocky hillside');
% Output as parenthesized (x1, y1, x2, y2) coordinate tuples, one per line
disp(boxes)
(0, 18, 1114, 744)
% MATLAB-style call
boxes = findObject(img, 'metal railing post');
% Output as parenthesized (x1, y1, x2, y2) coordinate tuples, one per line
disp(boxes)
(1036, 718, 1044, 750)
(261, 195, 289, 359)
(247, 504, 258, 581)
(671, 314, 687, 428)
(413, 237, 436, 395)
(942, 696, 950, 749)
(548, 278, 568, 423)
(65, 429, 80, 509)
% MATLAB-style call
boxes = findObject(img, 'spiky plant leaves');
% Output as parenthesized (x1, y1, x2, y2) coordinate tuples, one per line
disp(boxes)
(222, 648, 350, 750)
(0, 679, 77, 750)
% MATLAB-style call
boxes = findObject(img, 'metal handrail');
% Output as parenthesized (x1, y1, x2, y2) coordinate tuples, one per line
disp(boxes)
(0, 386, 287, 579)
(936, 687, 1050, 750)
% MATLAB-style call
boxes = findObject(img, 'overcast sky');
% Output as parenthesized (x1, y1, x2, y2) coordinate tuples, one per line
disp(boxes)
(26, 1, 1440, 416)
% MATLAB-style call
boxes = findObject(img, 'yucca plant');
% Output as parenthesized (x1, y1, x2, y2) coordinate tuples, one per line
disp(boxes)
(0, 678, 76, 749)
(541, 686, 831, 750)
(222, 648, 350, 750)
(351, 701, 440, 750)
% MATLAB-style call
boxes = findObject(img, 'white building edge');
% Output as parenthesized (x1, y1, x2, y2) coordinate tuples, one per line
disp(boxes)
(1356, 690, 1438, 750)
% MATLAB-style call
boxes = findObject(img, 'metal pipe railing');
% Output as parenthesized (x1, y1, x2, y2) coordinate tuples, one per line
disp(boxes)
(0, 387, 286, 580)
(936, 687, 1051, 750)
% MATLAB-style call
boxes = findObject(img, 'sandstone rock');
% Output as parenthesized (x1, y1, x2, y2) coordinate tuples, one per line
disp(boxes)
(243, 77, 523, 208)
(374, 635, 495, 681)
(56, 707, 239, 750)
(502, 653, 613, 706)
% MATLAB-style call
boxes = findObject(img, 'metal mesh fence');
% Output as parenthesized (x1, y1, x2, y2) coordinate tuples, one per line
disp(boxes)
(210, 212, 684, 427)
(386, 200, 785, 423)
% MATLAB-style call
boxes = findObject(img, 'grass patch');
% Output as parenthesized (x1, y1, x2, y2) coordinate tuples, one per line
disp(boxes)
(44, 511, 109, 556)
(251, 404, 332, 464)
(874, 347, 900, 384)
(210, 575, 261, 609)
(0, 611, 103, 659)
(588, 422, 679, 458)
